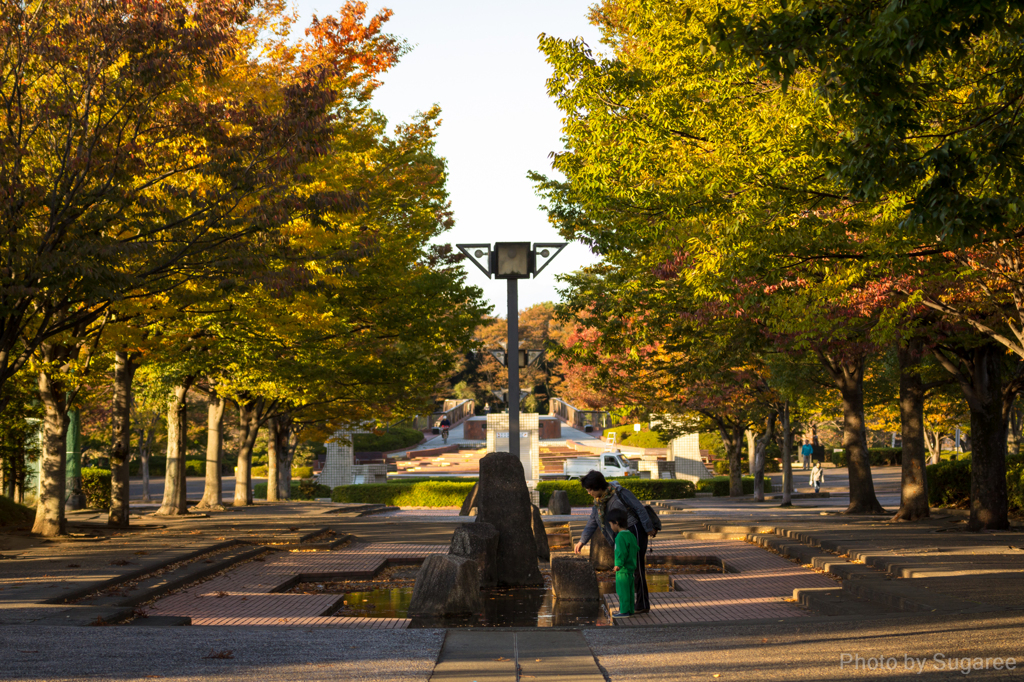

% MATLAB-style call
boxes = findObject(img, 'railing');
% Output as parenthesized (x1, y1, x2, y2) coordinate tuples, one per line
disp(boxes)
(549, 398, 610, 433)
(400, 399, 476, 431)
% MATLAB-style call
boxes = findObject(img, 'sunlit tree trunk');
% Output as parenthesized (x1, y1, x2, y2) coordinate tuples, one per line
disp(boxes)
(719, 422, 746, 497)
(156, 381, 192, 516)
(196, 394, 226, 510)
(108, 351, 137, 528)
(32, 366, 69, 536)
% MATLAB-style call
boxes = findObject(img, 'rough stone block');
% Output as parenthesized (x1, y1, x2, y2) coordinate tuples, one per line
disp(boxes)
(458, 482, 479, 516)
(475, 452, 543, 586)
(449, 522, 499, 588)
(548, 490, 571, 516)
(532, 504, 550, 561)
(551, 555, 601, 601)
(408, 554, 482, 616)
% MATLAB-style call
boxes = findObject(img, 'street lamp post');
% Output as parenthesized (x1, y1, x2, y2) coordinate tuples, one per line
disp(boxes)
(457, 242, 565, 457)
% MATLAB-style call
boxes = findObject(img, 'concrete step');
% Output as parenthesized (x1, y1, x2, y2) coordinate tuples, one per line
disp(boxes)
(681, 531, 751, 541)
(429, 630, 605, 682)
(793, 587, 899, 617)
(705, 524, 778, 535)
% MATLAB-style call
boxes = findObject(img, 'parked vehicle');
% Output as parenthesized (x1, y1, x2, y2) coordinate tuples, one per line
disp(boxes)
(563, 451, 634, 479)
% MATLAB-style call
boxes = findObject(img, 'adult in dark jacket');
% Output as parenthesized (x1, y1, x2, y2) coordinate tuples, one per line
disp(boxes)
(572, 470, 654, 613)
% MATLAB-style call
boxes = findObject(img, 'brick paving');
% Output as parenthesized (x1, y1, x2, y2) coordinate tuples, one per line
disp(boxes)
(148, 542, 445, 629)
(606, 538, 838, 627)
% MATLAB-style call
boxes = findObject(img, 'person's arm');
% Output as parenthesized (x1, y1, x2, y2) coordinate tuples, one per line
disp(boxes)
(619, 488, 653, 533)
(574, 506, 598, 553)
(613, 534, 624, 571)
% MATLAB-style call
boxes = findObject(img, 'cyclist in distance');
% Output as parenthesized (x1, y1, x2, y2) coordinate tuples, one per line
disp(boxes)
(439, 415, 451, 444)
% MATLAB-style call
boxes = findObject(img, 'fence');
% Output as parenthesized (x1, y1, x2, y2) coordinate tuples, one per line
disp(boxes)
(549, 398, 610, 433)
(399, 398, 477, 431)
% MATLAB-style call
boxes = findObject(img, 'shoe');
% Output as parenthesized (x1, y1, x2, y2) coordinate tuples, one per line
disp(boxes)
(611, 610, 633, 617)
(634, 608, 650, 614)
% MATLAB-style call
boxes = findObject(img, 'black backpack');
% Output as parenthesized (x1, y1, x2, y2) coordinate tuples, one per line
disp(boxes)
(644, 504, 663, 536)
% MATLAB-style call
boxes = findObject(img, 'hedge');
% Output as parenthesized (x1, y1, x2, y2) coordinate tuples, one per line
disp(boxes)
(255, 480, 332, 501)
(926, 454, 1024, 511)
(129, 457, 205, 476)
(352, 426, 424, 452)
(831, 448, 903, 468)
(535, 478, 696, 506)
(332, 480, 476, 507)
(695, 476, 774, 496)
(252, 465, 313, 479)
(81, 467, 112, 510)
(714, 458, 781, 475)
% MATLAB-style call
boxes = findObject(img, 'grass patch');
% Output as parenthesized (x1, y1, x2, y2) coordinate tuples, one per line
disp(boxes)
(332, 480, 475, 507)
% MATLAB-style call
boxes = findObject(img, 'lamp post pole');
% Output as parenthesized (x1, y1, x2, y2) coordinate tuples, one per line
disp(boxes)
(456, 241, 566, 462)
(507, 279, 520, 457)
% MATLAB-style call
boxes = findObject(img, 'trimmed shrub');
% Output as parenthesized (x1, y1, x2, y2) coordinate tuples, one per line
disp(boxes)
(81, 467, 112, 510)
(332, 480, 476, 507)
(185, 459, 205, 476)
(831, 448, 903, 468)
(252, 465, 313, 478)
(254, 480, 332, 501)
(714, 458, 780, 475)
(130, 456, 166, 477)
(620, 430, 669, 448)
(352, 426, 424, 453)
(926, 459, 972, 508)
(696, 476, 774, 496)
(0, 496, 34, 527)
(535, 478, 696, 506)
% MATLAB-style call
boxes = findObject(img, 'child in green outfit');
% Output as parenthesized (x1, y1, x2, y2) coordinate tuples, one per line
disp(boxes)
(607, 508, 638, 617)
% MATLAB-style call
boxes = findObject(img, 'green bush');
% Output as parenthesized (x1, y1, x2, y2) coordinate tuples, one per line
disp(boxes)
(81, 467, 112, 510)
(332, 480, 476, 507)
(831, 448, 903, 468)
(0, 495, 34, 527)
(535, 478, 696, 506)
(602, 423, 669, 448)
(926, 454, 1024, 512)
(351, 426, 424, 453)
(620, 430, 669, 448)
(185, 459, 205, 476)
(714, 458, 780, 475)
(252, 465, 313, 478)
(695, 476, 774, 496)
(254, 480, 332, 501)
(130, 456, 166, 477)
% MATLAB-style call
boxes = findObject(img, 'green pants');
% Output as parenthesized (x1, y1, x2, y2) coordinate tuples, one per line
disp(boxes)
(616, 570, 635, 614)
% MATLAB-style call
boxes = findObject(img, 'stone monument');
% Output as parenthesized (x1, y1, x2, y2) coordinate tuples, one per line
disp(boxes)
(475, 452, 543, 586)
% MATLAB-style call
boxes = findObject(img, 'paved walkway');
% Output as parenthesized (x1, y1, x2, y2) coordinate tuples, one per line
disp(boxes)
(148, 542, 445, 628)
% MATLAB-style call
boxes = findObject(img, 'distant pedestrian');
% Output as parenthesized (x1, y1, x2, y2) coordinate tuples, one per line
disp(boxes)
(800, 439, 813, 471)
(607, 508, 637, 617)
(810, 462, 825, 493)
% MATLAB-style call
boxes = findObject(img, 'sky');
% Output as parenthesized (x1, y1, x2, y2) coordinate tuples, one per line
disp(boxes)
(293, 0, 605, 316)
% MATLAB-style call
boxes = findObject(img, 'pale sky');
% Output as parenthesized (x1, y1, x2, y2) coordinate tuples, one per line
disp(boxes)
(294, 1, 605, 315)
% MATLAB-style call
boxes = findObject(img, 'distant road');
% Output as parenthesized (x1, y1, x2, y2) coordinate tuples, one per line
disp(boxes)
(128, 476, 262, 503)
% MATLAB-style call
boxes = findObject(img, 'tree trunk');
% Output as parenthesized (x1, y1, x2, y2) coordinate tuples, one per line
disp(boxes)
(779, 401, 793, 506)
(156, 382, 192, 516)
(32, 368, 69, 536)
(924, 427, 943, 465)
(753, 411, 777, 502)
(746, 429, 756, 476)
(138, 423, 155, 503)
(822, 353, 884, 514)
(196, 395, 226, 510)
(720, 423, 746, 497)
(266, 422, 280, 502)
(272, 415, 297, 500)
(107, 351, 136, 528)
(966, 345, 1009, 530)
(233, 399, 262, 507)
(892, 341, 929, 521)
(1007, 401, 1023, 457)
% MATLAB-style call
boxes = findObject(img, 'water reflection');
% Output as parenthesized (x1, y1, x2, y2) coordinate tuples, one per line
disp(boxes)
(337, 573, 675, 628)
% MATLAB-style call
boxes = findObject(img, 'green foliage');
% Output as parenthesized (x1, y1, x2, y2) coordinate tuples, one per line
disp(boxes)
(926, 454, 1024, 513)
(699, 432, 726, 461)
(714, 458, 780, 475)
(331, 480, 476, 507)
(252, 465, 313, 478)
(696, 476, 773, 496)
(620, 430, 669, 448)
(81, 467, 112, 510)
(535, 478, 695, 506)
(0, 496, 34, 527)
(130, 457, 165, 477)
(254, 480, 332, 501)
(831, 448, 903, 468)
(351, 427, 424, 453)
(926, 459, 972, 509)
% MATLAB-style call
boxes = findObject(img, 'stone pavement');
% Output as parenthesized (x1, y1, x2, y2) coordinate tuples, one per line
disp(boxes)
(2, 489, 1024, 681)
